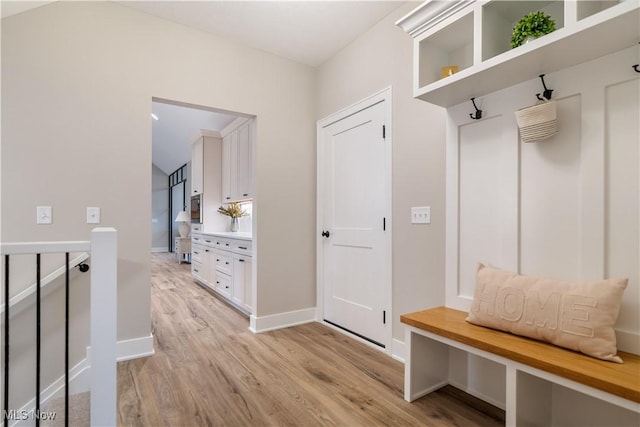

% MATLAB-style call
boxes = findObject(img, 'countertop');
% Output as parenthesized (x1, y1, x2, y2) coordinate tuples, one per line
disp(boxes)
(195, 231, 252, 241)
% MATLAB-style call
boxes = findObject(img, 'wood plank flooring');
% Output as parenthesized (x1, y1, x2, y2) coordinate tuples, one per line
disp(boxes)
(117, 253, 504, 426)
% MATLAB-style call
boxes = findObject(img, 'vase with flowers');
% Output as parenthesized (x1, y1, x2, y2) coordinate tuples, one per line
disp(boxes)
(217, 202, 248, 232)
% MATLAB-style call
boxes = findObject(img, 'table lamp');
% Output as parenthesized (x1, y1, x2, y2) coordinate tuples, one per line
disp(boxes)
(175, 211, 191, 238)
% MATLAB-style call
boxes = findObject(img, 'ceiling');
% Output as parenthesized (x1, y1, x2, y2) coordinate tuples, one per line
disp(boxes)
(151, 101, 242, 175)
(118, 1, 405, 68)
(2, 0, 410, 174)
(2, 1, 407, 67)
(0, 1, 56, 18)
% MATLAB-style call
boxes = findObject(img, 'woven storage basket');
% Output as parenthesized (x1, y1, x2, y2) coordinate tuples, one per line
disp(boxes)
(515, 100, 558, 143)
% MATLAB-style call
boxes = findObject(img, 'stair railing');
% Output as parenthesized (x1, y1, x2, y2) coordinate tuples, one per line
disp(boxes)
(1, 227, 117, 427)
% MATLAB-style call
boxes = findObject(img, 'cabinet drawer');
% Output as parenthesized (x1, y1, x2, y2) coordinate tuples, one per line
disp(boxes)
(215, 273, 232, 297)
(201, 236, 217, 247)
(231, 240, 252, 256)
(192, 234, 204, 245)
(215, 252, 232, 275)
(175, 238, 191, 252)
(192, 224, 202, 233)
(191, 260, 203, 280)
(191, 244, 204, 263)
(214, 238, 232, 250)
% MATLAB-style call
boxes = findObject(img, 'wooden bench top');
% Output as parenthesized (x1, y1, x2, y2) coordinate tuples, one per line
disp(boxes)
(401, 306, 640, 403)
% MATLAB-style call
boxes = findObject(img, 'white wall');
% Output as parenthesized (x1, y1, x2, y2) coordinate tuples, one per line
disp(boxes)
(1, 1, 317, 345)
(316, 2, 447, 349)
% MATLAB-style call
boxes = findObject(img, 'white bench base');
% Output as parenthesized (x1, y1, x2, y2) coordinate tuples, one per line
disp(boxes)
(405, 326, 640, 427)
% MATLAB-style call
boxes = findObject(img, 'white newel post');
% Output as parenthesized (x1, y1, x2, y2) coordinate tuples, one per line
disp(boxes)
(90, 227, 117, 427)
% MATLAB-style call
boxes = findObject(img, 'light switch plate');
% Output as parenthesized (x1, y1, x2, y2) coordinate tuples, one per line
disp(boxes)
(411, 206, 431, 224)
(87, 207, 101, 224)
(37, 206, 52, 224)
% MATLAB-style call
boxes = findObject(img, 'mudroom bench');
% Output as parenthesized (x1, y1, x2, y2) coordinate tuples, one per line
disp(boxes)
(402, 307, 639, 426)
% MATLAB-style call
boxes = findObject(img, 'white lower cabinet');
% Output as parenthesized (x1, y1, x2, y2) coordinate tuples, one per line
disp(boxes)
(191, 243, 208, 285)
(232, 255, 253, 313)
(191, 233, 252, 314)
(215, 271, 232, 298)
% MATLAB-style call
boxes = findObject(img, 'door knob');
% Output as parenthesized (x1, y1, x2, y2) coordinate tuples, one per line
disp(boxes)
(321, 230, 330, 238)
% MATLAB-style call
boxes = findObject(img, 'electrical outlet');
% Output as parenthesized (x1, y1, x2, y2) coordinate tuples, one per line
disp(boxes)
(87, 207, 101, 224)
(36, 206, 52, 224)
(411, 206, 431, 224)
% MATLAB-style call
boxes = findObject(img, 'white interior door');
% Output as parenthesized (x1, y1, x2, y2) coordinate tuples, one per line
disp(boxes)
(319, 94, 390, 348)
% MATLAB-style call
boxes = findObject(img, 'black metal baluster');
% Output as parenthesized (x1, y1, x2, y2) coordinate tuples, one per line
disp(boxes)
(36, 254, 41, 427)
(64, 253, 69, 427)
(3, 255, 10, 425)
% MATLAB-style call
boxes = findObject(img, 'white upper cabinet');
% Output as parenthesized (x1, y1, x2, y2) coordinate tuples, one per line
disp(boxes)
(221, 117, 255, 202)
(236, 120, 253, 200)
(190, 131, 226, 232)
(221, 130, 236, 202)
(191, 136, 204, 196)
(396, 0, 639, 107)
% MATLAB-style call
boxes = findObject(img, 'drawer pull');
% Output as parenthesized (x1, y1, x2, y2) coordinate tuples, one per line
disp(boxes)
(225, 261, 229, 265)
(205, 240, 211, 243)
(193, 251, 199, 255)
(225, 285, 229, 289)
(243, 193, 248, 197)
(239, 259, 245, 263)
(225, 243, 230, 246)
(216, 281, 220, 284)
(216, 242, 220, 245)
(194, 237, 200, 241)
(194, 269, 199, 273)
(226, 197, 231, 200)
(239, 246, 248, 250)
(216, 259, 220, 262)
(205, 249, 209, 252)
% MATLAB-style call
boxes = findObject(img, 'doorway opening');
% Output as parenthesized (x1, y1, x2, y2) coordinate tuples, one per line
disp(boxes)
(150, 98, 255, 253)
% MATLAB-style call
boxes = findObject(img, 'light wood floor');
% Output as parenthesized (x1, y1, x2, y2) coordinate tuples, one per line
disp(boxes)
(117, 253, 504, 426)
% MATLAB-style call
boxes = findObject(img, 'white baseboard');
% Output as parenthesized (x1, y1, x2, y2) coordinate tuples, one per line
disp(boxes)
(117, 334, 155, 361)
(249, 307, 316, 333)
(87, 333, 155, 364)
(391, 338, 406, 363)
(152, 247, 169, 253)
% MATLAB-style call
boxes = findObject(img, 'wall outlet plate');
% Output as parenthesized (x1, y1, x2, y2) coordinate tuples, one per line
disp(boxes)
(87, 207, 101, 224)
(36, 206, 52, 224)
(411, 206, 431, 224)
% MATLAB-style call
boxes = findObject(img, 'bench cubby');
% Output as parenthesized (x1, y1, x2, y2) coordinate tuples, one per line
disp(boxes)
(403, 307, 639, 426)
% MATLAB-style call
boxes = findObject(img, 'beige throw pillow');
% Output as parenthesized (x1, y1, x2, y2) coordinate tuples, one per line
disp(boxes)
(466, 264, 628, 363)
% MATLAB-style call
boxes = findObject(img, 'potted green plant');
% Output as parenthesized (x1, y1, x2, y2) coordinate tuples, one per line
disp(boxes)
(217, 202, 248, 232)
(511, 11, 556, 48)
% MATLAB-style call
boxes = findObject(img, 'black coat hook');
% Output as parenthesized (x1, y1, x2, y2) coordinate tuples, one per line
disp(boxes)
(469, 97, 483, 120)
(536, 74, 554, 101)
(78, 263, 90, 272)
(633, 64, 640, 73)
